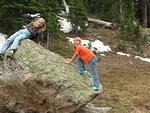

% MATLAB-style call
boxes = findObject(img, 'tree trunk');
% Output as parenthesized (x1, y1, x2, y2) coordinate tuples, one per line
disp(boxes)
(143, 1, 148, 27)
(148, 1, 150, 27)
(62, 0, 69, 13)
(119, 1, 124, 21)
(139, 0, 148, 27)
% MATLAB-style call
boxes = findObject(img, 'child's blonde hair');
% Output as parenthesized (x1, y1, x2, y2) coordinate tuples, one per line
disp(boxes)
(34, 18, 46, 31)
(74, 37, 81, 42)
(74, 37, 82, 46)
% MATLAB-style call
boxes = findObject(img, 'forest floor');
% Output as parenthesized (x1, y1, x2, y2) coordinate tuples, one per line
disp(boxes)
(95, 52, 150, 113)
(55, 26, 150, 113)
(84, 26, 150, 113)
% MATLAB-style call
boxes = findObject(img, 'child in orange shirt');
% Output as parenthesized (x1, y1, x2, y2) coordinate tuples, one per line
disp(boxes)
(65, 37, 102, 91)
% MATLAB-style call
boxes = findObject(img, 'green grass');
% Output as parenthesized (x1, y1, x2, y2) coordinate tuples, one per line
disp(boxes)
(49, 37, 73, 58)
(50, 44, 73, 58)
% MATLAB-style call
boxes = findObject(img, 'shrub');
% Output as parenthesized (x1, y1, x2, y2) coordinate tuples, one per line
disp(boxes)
(117, 42, 129, 52)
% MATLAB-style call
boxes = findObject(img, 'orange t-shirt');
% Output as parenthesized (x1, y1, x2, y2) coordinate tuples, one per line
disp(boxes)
(74, 45, 95, 62)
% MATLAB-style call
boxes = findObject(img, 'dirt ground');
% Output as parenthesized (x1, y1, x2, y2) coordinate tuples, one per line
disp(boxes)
(85, 27, 150, 113)
(94, 52, 150, 113)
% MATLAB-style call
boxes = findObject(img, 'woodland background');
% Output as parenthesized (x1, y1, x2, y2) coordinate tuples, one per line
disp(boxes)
(0, 0, 150, 53)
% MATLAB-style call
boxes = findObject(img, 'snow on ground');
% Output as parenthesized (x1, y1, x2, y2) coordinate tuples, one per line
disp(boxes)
(58, 17, 72, 33)
(90, 40, 111, 53)
(117, 52, 150, 63)
(81, 39, 90, 48)
(117, 52, 130, 57)
(135, 56, 150, 63)
(26, 13, 40, 18)
(66, 37, 111, 53)
(100, 54, 106, 56)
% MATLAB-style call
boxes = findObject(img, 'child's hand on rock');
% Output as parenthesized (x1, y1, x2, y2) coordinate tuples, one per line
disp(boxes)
(64, 59, 71, 64)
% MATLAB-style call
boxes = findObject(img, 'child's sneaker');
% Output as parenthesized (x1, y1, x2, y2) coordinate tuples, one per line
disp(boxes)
(92, 85, 103, 91)
(80, 70, 88, 75)
(6, 50, 14, 57)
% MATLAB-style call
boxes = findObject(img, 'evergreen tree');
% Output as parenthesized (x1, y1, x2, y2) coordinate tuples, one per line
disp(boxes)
(0, 0, 60, 38)
(0, 0, 27, 34)
(84, 0, 117, 22)
(68, 0, 87, 34)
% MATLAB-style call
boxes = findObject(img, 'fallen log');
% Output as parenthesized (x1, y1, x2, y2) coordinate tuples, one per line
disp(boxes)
(87, 18, 116, 29)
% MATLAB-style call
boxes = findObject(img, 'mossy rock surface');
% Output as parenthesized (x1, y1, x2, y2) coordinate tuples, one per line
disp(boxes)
(0, 39, 100, 113)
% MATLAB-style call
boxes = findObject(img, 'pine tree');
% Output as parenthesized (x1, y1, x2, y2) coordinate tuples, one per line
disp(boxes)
(68, 0, 87, 34)
(0, 0, 27, 34)
(0, 0, 60, 37)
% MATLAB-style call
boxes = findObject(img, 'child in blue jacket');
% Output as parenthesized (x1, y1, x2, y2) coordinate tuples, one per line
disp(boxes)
(0, 18, 46, 57)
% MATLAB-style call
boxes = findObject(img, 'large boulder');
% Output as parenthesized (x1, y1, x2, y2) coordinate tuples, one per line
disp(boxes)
(0, 39, 101, 113)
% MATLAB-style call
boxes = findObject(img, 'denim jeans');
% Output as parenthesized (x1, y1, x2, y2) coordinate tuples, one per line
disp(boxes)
(78, 57, 86, 72)
(78, 56, 101, 88)
(0, 29, 30, 54)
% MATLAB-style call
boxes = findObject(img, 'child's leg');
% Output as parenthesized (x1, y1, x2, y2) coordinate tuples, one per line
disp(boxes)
(9, 34, 26, 50)
(0, 31, 21, 54)
(88, 56, 100, 88)
(77, 57, 86, 72)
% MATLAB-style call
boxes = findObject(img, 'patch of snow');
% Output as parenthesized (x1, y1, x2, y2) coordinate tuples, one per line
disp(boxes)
(117, 52, 130, 57)
(135, 56, 150, 63)
(91, 40, 111, 53)
(66, 37, 111, 53)
(26, 13, 40, 18)
(81, 40, 91, 48)
(100, 54, 106, 56)
(66, 37, 74, 43)
(58, 17, 72, 33)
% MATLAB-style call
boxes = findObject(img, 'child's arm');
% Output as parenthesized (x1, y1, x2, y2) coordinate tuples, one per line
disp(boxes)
(25, 22, 33, 28)
(65, 54, 78, 64)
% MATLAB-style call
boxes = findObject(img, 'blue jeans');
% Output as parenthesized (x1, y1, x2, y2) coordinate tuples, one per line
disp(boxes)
(0, 29, 31, 54)
(78, 56, 101, 88)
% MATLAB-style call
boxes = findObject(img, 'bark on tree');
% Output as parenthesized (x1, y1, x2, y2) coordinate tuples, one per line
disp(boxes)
(148, 1, 150, 27)
(118, 0, 124, 21)
(139, 0, 149, 27)
(62, 0, 69, 13)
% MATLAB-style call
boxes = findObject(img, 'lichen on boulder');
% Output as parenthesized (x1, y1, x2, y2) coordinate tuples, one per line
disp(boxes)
(0, 39, 100, 113)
